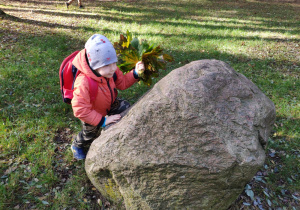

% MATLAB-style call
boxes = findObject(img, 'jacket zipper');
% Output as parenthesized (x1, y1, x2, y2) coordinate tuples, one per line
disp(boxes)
(106, 78, 114, 105)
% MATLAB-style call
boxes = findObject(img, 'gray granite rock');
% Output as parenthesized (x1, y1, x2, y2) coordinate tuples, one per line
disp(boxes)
(85, 59, 276, 209)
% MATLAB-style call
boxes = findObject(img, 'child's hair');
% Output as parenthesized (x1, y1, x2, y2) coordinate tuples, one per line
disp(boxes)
(85, 34, 118, 70)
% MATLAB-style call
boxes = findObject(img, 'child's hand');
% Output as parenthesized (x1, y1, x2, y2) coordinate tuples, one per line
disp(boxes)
(106, 114, 121, 125)
(135, 61, 145, 76)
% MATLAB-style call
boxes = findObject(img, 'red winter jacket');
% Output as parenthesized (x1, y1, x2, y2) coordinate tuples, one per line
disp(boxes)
(71, 49, 138, 126)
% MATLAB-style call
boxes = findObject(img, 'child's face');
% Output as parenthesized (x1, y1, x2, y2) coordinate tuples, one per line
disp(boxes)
(96, 63, 117, 78)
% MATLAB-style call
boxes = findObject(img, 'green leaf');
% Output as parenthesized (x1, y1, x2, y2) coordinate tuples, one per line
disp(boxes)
(97, 199, 102, 206)
(292, 195, 299, 201)
(131, 38, 139, 50)
(243, 202, 251, 206)
(138, 41, 150, 57)
(245, 184, 251, 190)
(263, 191, 270, 197)
(246, 189, 254, 200)
(267, 199, 272, 206)
(42, 201, 49, 205)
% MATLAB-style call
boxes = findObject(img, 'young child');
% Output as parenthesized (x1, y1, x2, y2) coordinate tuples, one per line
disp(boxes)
(70, 34, 145, 160)
(65, 0, 84, 9)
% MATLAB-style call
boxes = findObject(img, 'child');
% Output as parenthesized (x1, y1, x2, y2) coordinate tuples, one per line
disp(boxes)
(65, 0, 84, 9)
(71, 34, 145, 160)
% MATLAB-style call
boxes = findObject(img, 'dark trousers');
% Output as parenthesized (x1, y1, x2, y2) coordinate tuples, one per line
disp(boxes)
(72, 98, 130, 148)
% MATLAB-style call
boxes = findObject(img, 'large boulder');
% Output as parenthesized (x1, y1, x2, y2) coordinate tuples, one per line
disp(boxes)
(85, 60, 276, 209)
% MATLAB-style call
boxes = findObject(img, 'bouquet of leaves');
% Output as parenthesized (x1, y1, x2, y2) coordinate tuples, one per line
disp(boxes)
(113, 31, 174, 86)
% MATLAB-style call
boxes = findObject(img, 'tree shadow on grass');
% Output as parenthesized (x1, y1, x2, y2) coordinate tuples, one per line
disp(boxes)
(2, 6, 299, 44)
(2, 0, 300, 35)
(1, 8, 97, 31)
(5, 0, 63, 6)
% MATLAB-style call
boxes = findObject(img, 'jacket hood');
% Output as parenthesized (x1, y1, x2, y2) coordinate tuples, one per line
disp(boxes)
(72, 49, 102, 82)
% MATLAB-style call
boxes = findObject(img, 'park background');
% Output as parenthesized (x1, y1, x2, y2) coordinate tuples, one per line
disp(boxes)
(0, 0, 299, 209)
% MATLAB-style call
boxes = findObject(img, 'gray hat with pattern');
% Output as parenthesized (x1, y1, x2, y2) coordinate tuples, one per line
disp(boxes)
(85, 34, 118, 70)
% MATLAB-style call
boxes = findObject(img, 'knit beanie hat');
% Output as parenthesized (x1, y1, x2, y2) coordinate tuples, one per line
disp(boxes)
(85, 34, 118, 70)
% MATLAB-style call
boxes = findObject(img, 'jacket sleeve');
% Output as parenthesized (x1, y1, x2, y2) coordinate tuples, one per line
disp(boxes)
(71, 75, 104, 127)
(114, 68, 139, 90)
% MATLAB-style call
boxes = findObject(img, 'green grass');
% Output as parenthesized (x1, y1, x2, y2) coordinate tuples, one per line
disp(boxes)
(0, 0, 299, 209)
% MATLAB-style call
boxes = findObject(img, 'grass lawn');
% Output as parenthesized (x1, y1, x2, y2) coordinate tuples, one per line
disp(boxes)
(0, 0, 299, 209)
